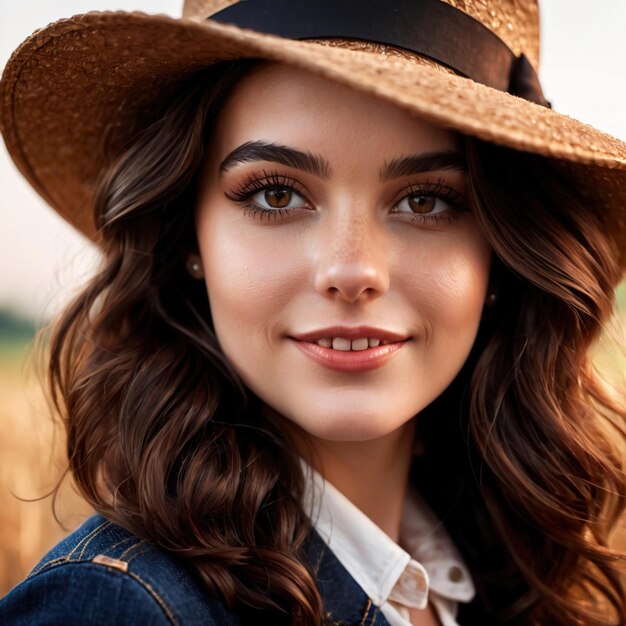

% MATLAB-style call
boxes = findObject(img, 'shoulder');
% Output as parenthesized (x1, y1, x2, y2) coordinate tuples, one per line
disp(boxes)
(0, 514, 241, 626)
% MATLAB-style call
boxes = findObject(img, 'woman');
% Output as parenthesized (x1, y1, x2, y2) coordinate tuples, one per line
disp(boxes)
(1, 1, 625, 625)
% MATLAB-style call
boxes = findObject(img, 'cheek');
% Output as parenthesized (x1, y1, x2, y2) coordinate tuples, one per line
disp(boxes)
(433, 249, 490, 314)
(398, 230, 491, 335)
(196, 206, 307, 349)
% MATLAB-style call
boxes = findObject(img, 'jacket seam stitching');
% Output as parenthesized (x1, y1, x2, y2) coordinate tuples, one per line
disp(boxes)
(105, 536, 138, 555)
(29, 556, 67, 577)
(28, 541, 144, 577)
(127, 570, 178, 625)
(22, 560, 178, 624)
(135, 544, 154, 563)
(71, 521, 112, 559)
(359, 599, 373, 626)
(313, 543, 326, 577)
(123, 543, 153, 565)
(78, 522, 112, 559)
(119, 539, 147, 561)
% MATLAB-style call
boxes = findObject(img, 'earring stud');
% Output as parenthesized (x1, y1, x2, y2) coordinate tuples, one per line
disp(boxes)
(486, 292, 497, 305)
(186, 256, 203, 278)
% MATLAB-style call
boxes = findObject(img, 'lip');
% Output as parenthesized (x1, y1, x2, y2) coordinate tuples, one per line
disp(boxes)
(289, 326, 410, 373)
(291, 325, 408, 344)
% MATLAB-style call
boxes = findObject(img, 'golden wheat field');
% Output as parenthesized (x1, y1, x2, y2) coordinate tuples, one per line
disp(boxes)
(2, 294, 626, 598)
(0, 341, 92, 595)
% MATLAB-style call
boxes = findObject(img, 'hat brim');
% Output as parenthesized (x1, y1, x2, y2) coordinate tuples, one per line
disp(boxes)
(2, 11, 626, 258)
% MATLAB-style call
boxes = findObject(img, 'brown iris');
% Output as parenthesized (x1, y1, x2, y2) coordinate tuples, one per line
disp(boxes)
(264, 187, 291, 208)
(408, 194, 436, 214)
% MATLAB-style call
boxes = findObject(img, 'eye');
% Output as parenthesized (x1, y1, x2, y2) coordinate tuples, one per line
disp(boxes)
(250, 186, 308, 210)
(392, 180, 468, 222)
(395, 192, 449, 216)
(224, 171, 314, 221)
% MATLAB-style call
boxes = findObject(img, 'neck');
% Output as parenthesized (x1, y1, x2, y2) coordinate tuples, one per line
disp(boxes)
(298, 419, 417, 543)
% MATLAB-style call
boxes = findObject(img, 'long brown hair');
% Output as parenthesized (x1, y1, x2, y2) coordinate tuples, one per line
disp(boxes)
(45, 58, 626, 625)
(414, 138, 626, 625)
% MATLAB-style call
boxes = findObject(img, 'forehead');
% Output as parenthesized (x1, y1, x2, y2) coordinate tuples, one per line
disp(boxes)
(211, 62, 458, 158)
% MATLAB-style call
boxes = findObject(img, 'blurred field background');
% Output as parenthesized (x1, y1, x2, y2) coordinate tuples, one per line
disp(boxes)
(0, 310, 93, 594)
(1, 291, 626, 596)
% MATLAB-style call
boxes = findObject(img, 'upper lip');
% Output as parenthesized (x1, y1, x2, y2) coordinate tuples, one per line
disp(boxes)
(290, 326, 409, 343)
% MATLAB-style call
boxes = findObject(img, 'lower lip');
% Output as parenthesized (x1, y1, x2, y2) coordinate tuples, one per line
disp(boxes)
(291, 339, 407, 372)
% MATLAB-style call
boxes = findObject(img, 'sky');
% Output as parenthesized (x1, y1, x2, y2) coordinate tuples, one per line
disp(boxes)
(1, 0, 625, 323)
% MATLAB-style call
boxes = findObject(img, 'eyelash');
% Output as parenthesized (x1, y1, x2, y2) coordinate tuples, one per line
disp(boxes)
(224, 170, 468, 224)
(224, 170, 309, 221)
(394, 180, 468, 225)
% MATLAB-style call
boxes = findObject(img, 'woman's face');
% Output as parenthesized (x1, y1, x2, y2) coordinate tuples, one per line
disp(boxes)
(195, 63, 491, 443)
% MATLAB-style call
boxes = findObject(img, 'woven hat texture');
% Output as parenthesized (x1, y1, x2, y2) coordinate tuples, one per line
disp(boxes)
(1, 0, 625, 260)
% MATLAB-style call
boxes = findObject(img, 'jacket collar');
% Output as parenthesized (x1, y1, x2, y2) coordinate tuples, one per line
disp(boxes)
(302, 523, 392, 626)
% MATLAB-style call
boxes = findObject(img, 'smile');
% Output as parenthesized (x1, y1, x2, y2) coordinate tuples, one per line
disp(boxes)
(314, 337, 389, 350)
(289, 325, 410, 372)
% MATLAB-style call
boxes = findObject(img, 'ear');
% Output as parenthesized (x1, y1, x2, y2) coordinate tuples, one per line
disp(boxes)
(186, 253, 205, 279)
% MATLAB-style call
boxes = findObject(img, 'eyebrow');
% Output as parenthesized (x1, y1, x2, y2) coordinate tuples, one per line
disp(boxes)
(218, 140, 465, 181)
(380, 151, 466, 181)
(219, 141, 332, 179)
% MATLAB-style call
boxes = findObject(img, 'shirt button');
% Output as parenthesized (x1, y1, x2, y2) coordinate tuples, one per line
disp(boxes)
(448, 565, 464, 583)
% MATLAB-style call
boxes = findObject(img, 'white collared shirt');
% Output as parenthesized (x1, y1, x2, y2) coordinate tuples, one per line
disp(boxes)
(299, 459, 475, 626)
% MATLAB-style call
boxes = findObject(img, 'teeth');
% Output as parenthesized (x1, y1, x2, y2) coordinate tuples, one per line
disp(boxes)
(315, 337, 388, 350)
(351, 338, 369, 351)
(332, 337, 351, 351)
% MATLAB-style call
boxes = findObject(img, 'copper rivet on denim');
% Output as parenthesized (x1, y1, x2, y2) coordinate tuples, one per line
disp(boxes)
(92, 554, 129, 573)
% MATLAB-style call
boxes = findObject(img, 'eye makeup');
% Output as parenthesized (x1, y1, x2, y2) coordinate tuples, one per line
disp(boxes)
(223, 167, 470, 226)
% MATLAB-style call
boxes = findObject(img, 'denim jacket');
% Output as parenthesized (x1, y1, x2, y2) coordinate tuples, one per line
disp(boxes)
(0, 514, 396, 625)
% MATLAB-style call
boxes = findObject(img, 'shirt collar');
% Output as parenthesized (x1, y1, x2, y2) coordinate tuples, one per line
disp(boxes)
(299, 457, 475, 610)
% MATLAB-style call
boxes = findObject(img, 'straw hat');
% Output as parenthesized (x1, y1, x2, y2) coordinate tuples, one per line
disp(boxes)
(1, 0, 626, 260)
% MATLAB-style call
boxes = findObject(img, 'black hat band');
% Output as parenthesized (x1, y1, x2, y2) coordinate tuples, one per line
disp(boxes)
(210, 0, 550, 107)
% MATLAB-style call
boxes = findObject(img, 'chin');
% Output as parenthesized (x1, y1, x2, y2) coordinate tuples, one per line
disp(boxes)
(296, 410, 413, 443)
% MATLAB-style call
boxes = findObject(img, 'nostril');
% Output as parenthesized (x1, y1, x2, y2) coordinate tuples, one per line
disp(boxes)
(314, 263, 390, 302)
(327, 284, 379, 304)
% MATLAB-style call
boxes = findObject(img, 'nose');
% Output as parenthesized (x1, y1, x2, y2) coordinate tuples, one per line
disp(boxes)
(313, 211, 390, 303)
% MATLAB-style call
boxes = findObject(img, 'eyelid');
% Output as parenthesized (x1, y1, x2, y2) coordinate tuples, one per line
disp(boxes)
(224, 170, 469, 218)
(224, 169, 312, 204)
(249, 186, 310, 212)
(391, 177, 469, 212)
